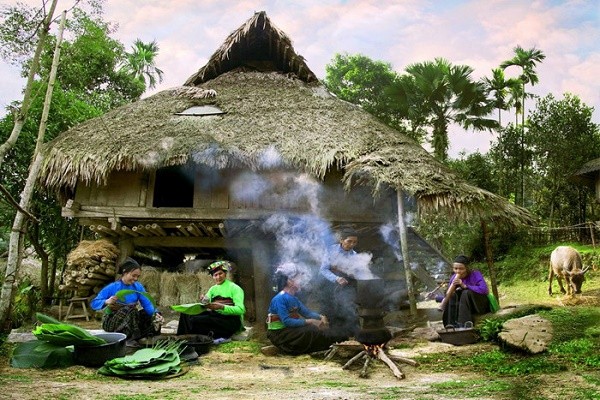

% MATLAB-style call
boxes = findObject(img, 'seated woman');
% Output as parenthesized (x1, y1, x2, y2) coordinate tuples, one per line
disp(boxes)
(441, 255, 491, 327)
(177, 260, 245, 339)
(267, 263, 348, 355)
(90, 257, 163, 347)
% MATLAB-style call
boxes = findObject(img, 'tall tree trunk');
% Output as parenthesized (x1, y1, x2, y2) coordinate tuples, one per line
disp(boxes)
(481, 220, 499, 304)
(0, 0, 58, 168)
(0, 10, 66, 329)
(28, 222, 49, 302)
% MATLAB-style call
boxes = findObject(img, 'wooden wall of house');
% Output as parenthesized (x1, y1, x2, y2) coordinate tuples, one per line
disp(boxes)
(73, 166, 395, 222)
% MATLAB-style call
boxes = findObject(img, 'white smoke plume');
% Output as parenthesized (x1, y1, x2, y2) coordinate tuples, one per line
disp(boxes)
(328, 251, 375, 280)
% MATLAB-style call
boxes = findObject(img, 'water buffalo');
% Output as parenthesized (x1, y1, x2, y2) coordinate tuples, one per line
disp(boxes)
(548, 246, 589, 296)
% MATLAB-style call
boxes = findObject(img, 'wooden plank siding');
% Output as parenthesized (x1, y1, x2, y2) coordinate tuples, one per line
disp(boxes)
(66, 167, 395, 223)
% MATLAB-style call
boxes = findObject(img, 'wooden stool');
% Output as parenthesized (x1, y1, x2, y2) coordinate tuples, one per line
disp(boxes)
(65, 297, 91, 321)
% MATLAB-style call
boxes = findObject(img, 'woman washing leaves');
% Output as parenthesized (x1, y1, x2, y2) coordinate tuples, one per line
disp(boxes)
(90, 257, 163, 347)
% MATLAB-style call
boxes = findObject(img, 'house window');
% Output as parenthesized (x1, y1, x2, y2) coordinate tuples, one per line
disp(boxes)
(153, 166, 194, 207)
(175, 105, 224, 116)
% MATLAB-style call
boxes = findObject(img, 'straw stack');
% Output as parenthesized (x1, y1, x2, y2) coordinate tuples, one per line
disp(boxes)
(59, 239, 119, 297)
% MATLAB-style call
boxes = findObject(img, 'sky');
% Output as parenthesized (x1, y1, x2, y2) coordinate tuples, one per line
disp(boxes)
(0, 0, 599, 157)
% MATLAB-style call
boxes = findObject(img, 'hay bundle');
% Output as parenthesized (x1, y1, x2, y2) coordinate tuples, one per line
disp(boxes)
(60, 239, 119, 297)
(177, 273, 201, 304)
(558, 295, 600, 307)
(139, 266, 162, 304)
(196, 271, 216, 294)
(159, 271, 179, 306)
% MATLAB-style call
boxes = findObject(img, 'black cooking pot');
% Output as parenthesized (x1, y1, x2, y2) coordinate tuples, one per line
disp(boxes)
(73, 332, 127, 367)
(185, 334, 213, 355)
(356, 278, 385, 308)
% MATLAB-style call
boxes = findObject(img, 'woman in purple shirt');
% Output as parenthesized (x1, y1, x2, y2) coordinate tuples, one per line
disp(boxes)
(441, 255, 490, 327)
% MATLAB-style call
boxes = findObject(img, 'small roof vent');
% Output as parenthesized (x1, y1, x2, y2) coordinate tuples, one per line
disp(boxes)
(176, 105, 225, 116)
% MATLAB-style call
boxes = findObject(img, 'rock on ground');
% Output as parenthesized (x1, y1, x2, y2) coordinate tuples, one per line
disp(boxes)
(498, 314, 553, 354)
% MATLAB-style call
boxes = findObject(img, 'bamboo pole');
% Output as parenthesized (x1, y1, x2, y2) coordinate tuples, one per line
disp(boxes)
(151, 223, 167, 236)
(177, 225, 191, 236)
(397, 189, 417, 315)
(121, 226, 140, 237)
(218, 222, 227, 237)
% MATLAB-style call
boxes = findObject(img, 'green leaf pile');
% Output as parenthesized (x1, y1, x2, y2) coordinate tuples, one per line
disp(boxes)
(170, 303, 205, 315)
(10, 341, 74, 369)
(98, 339, 185, 378)
(33, 323, 107, 346)
(10, 313, 105, 368)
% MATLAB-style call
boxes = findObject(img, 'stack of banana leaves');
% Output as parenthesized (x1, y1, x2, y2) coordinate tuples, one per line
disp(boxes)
(98, 339, 186, 379)
(11, 313, 106, 368)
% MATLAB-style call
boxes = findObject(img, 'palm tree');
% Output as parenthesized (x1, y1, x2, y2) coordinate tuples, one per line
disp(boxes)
(121, 39, 164, 89)
(500, 45, 546, 128)
(482, 68, 520, 128)
(500, 46, 545, 205)
(391, 58, 496, 161)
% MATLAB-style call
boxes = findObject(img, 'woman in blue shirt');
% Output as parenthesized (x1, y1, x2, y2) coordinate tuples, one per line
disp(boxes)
(91, 257, 162, 346)
(267, 265, 347, 355)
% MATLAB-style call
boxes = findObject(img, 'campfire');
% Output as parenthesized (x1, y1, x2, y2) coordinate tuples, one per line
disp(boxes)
(325, 278, 417, 379)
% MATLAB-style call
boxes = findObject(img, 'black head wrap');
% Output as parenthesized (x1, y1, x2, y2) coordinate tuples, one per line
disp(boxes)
(339, 227, 358, 240)
(119, 257, 140, 274)
(453, 255, 470, 265)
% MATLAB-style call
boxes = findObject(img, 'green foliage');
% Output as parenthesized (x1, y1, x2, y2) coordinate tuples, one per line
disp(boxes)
(121, 39, 164, 89)
(391, 57, 497, 160)
(448, 151, 498, 193)
(10, 278, 41, 328)
(39, 9, 145, 110)
(527, 93, 600, 225)
(324, 53, 414, 138)
(477, 318, 504, 342)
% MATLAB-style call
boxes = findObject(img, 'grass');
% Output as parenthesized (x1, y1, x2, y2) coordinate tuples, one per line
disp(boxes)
(213, 340, 262, 354)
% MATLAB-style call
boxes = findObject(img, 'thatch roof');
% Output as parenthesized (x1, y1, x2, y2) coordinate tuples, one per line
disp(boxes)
(39, 12, 533, 226)
(572, 157, 600, 187)
(184, 11, 317, 85)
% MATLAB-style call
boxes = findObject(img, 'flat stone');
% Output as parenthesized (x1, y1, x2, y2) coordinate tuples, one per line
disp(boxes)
(497, 314, 553, 354)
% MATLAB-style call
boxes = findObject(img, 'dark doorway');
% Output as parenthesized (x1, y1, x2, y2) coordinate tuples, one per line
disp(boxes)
(153, 166, 194, 207)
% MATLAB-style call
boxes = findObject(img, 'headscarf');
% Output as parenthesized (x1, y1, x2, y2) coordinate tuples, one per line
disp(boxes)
(339, 227, 358, 240)
(119, 257, 140, 274)
(207, 260, 232, 276)
(453, 255, 470, 266)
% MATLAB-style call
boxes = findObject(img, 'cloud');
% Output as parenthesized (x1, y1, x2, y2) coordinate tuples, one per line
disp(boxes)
(1, 0, 598, 158)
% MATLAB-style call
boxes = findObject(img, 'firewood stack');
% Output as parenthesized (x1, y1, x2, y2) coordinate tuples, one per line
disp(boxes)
(60, 239, 119, 297)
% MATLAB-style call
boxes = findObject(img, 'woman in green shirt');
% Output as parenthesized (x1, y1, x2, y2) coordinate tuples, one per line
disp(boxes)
(177, 261, 245, 339)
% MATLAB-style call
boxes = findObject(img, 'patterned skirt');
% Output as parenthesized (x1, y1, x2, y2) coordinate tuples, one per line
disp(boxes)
(102, 306, 159, 340)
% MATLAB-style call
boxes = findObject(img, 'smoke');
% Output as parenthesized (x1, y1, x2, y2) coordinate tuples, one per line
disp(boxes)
(274, 261, 312, 290)
(262, 213, 332, 292)
(258, 145, 284, 169)
(329, 251, 375, 280)
(379, 222, 403, 263)
(230, 172, 272, 202)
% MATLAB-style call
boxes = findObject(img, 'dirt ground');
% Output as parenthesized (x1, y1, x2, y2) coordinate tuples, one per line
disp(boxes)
(2, 301, 599, 400)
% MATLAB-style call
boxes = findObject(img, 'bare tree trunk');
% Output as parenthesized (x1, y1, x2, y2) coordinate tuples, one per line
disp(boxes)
(0, 0, 59, 167)
(481, 220, 499, 304)
(0, 10, 66, 329)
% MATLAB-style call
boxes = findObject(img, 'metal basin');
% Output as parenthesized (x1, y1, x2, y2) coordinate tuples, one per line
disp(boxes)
(73, 332, 127, 367)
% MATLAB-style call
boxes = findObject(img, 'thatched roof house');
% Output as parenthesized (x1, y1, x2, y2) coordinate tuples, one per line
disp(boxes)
(573, 157, 600, 202)
(40, 11, 532, 322)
